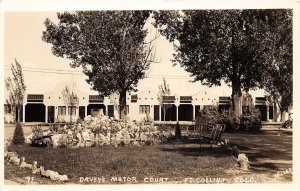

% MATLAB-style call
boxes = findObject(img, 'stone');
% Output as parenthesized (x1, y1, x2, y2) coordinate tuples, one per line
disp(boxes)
(4, 140, 10, 152)
(237, 153, 250, 170)
(19, 157, 25, 165)
(59, 175, 69, 181)
(52, 134, 62, 145)
(10, 156, 20, 165)
(6, 152, 17, 160)
(20, 162, 33, 169)
(49, 171, 60, 180)
(140, 132, 147, 141)
(76, 132, 82, 143)
(32, 161, 40, 174)
(4, 152, 8, 159)
(18, 157, 33, 169)
(58, 135, 68, 145)
(40, 166, 50, 178)
(25, 133, 33, 144)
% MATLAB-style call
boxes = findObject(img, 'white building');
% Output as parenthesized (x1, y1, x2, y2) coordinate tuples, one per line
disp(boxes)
(4, 82, 282, 124)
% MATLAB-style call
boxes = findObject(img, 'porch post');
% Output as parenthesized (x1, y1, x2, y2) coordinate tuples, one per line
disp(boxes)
(45, 105, 48, 123)
(176, 105, 179, 121)
(22, 104, 25, 123)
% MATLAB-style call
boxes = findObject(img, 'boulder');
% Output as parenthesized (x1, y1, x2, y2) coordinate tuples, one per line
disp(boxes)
(52, 134, 63, 147)
(59, 175, 69, 181)
(32, 161, 40, 174)
(10, 156, 20, 165)
(19, 157, 33, 169)
(49, 171, 60, 180)
(4, 140, 10, 152)
(140, 132, 147, 141)
(58, 134, 69, 145)
(237, 153, 250, 170)
(40, 166, 50, 177)
(6, 152, 18, 160)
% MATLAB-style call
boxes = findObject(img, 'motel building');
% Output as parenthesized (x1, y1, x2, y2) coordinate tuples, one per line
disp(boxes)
(4, 83, 282, 124)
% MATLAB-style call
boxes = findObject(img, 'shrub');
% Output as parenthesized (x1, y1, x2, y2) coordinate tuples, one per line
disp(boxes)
(219, 108, 239, 132)
(12, 122, 25, 145)
(239, 107, 261, 131)
(175, 122, 181, 139)
(202, 106, 220, 122)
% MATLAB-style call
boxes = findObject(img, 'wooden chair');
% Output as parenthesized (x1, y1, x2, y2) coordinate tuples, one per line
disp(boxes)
(186, 116, 210, 142)
(199, 124, 226, 148)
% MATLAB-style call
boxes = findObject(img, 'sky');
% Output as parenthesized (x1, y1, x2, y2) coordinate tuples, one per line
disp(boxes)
(4, 11, 262, 97)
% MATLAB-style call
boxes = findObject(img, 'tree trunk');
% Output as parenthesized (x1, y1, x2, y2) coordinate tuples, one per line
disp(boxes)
(17, 105, 21, 123)
(280, 109, 286, 122)
(11, 105, 16, 123)
(231, 80, 242, 120)
(119, 90, 127, 120)
(70, 106, 72, 123)
(273, 101, 277, 122)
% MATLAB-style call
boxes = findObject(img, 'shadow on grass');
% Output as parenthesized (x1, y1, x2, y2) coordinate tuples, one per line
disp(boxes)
(250, 162, 280, 172)
(160, 145, 232, 158)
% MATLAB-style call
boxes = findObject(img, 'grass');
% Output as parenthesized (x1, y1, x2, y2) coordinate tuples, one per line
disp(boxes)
(4, 124, 293, 184)
(7, 143, 238, 184)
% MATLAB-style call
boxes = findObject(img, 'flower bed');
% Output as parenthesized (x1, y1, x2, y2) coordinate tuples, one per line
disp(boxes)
(26, 113, 174, 148)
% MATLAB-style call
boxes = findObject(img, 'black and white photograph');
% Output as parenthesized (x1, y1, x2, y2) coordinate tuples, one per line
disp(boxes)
(1, 0, 299, 190)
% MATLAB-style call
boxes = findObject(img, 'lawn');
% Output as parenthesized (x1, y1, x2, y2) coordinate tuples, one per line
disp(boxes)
(4, 124, 292, 184)
(7, 143, 238, 184)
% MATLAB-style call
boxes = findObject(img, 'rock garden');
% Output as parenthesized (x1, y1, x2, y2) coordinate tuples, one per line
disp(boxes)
(26, 111, 174, 148)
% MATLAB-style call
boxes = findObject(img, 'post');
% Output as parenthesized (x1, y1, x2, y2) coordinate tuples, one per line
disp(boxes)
(192, 105, 195, 121)
(22, 104, 25, 123)
(266, 105, 270, 121)
(176, 105, 179, 121)
(45, 105, 48, 123)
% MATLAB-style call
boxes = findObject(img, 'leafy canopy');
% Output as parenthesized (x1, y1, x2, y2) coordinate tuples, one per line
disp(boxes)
(153, 10, 292, 96)
(42, 11, 155, 96)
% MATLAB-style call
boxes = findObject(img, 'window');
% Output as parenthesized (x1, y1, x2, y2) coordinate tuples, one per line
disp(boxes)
(139, 105, 150, 114)
(58, 106, 66, 115)
(27, 94, 44, 102)
(68, 106, 76, 115)
(4, 104, 11, 114)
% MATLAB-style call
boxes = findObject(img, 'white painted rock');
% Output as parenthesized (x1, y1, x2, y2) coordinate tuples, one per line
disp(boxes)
(140, 133, 147, 141)
(52, 134, 63, 147)
(6, 152, 17, 160)
(49, 171, 60, 180)
(59, 175, 69, 181)
(32, 161, 40, 174)
(237, 153, 250, 170)
(20, 162, 33, 169)
(26, 133, 33, 144)
(10, 156, 20, 165)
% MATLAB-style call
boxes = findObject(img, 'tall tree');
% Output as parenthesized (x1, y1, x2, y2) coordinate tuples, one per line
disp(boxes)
(42, 11, 157, 119)
(153, 10, 292, 119)
(157, 77, 171, 121)
(5, 59, 26, 123)
(257, 10, 293, 121)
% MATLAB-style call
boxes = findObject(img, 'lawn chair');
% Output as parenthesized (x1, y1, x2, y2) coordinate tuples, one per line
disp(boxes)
(186, 116, 210, 142)
(199, 124, 226, 148)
